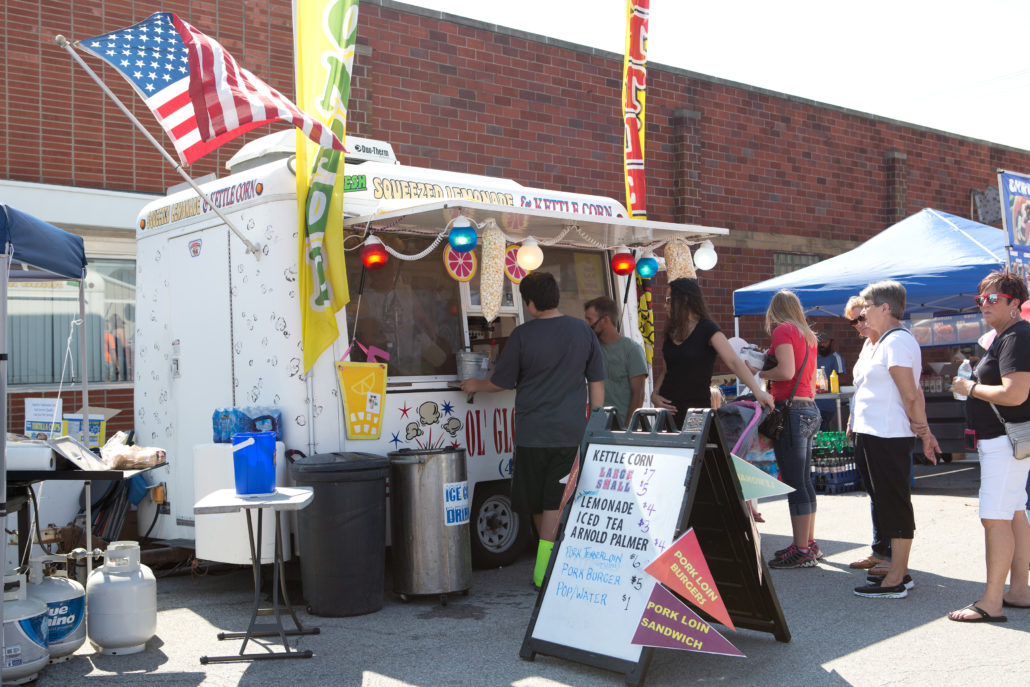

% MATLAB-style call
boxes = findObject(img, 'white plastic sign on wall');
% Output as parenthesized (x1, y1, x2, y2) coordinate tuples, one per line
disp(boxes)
(530, 442, 694, 662)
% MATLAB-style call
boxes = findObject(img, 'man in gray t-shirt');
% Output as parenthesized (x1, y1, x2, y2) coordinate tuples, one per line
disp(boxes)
(462, 272, 605, 589)
(585, 296, 648, 427)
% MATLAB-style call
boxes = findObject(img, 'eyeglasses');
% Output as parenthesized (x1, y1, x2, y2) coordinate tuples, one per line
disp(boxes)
(975, 293, 1013, 307)
(848, 314, 866, 326)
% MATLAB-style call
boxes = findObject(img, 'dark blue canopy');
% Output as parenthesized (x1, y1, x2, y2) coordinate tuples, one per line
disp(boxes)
(733, 208, 1006, 318)
(0, 204, 87, 280)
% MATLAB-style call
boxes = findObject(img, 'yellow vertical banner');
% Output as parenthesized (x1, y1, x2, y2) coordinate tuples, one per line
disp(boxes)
(296, 0, 359, 372)
(622, 1, 654, 363)
(622, 0, 649, 219)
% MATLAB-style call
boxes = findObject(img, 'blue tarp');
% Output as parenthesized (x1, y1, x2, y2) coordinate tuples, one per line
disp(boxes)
(0, 204, 87, 280)
(733, 208, 1006, 318)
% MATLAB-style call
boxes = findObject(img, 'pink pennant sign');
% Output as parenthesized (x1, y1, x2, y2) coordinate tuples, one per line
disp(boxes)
(631, 584, 744, 657)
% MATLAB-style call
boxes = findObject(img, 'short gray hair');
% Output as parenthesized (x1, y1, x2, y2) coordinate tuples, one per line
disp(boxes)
(860, 280, 906, 319)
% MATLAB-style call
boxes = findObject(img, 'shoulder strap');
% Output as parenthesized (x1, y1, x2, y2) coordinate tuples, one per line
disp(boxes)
(989, 401, 1007, 426)
(785, 342, 811, 402)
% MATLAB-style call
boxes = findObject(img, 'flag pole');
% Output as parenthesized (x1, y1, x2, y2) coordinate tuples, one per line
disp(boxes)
(55, 35, 262, 260)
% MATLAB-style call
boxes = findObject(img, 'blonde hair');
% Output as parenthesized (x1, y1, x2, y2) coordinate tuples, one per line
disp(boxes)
(765, 290, 817, 345)
(844, 296, 865, 319)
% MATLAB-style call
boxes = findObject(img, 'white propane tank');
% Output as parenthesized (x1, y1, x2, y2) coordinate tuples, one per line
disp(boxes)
(2, 572, 50, 684)
(86, 541, 156, 655)
(27, 555, 86, 662)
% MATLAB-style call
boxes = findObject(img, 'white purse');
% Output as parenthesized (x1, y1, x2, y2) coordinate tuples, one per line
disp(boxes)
(989, 403, 1030, 460)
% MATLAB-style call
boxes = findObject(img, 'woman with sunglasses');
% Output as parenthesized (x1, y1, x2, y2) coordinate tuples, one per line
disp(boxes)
(650, 278, 773, 429)
(844, 296, 894, 577)
(850, 280, 940, 599)
(948, 271, 1030, 622)
(755, 290, 821, 568)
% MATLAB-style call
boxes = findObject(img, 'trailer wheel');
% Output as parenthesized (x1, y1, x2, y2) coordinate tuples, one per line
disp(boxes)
(470, 482, 530, 568)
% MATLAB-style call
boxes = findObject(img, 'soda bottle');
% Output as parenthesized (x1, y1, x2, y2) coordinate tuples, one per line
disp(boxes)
(953, 359, 973, 401)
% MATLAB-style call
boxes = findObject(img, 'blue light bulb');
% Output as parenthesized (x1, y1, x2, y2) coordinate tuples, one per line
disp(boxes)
(448, 222, 478, 252)
(636, 255, 659, 278)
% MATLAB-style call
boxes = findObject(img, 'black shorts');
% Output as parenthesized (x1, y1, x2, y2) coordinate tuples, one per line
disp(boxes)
(511, 445, 578, 515)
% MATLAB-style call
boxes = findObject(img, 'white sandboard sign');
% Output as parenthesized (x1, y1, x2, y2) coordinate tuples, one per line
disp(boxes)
(530, 442, 694, 662)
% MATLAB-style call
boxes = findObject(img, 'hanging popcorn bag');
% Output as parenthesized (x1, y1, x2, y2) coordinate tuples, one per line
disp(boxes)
(337, 341, 390, 440)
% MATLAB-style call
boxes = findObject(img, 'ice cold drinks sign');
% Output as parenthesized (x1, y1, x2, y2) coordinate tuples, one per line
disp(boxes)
(531, 443, 694, 662)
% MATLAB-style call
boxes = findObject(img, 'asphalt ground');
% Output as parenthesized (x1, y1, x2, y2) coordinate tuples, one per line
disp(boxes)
(30, 459, 1030, 687)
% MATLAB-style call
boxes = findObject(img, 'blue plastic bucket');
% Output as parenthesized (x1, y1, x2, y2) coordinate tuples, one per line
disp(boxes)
(231, 432, 277, 496)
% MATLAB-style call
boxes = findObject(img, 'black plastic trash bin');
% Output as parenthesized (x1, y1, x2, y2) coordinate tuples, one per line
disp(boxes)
(290, 452, 389, 616)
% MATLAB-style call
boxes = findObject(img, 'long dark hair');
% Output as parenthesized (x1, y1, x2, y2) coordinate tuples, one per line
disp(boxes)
(665, 278, 710, 342)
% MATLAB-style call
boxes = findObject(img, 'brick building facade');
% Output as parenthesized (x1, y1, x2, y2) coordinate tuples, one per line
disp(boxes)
(4, 0, 1030, 430)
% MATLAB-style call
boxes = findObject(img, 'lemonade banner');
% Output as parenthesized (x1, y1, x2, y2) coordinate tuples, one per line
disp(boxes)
(337, 340, 389, 440)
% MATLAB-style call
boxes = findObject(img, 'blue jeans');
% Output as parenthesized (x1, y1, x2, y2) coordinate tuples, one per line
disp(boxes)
(773, 401, 821, 516)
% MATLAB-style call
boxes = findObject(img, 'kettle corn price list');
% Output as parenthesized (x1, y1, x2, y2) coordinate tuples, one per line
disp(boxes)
(530, 442, 694, 663)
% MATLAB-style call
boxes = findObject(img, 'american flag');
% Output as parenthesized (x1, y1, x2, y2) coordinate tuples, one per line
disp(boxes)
(78, 12, 343, 166)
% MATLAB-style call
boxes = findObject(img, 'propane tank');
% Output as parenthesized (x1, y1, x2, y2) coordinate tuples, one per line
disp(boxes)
(86, 541, 156, 655)
(27, 555, 86, 662)
(2, 572, 50, 684)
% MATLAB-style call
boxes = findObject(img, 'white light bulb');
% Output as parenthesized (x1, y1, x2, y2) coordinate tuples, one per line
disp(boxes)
(517, 238, 544, 271)
(694, 240, 718, 270)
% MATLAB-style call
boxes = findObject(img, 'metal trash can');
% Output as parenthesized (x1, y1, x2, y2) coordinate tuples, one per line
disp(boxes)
(388, 447, 472, 602)
(289, 452, 389, 617)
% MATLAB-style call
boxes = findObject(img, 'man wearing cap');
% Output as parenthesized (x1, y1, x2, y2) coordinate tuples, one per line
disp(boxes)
(816, 337, 847, 430)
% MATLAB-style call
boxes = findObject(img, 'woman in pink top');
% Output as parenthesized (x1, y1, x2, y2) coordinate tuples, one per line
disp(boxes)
(755, 290, 821, 569)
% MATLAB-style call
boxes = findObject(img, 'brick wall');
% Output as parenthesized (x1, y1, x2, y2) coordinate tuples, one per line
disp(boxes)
(4, 0, 1030, 399)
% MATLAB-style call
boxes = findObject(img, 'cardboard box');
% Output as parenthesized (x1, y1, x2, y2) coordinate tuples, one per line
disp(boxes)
(62, 406, 121, 448)
(62, 414, 106, 448)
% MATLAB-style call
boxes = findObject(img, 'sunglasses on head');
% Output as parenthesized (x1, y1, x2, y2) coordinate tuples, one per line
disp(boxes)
(848, 314, 866, 326)
(975, 292, 1013, 307)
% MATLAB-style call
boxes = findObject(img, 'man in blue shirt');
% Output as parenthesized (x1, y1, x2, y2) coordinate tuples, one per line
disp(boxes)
(816, 337, 846, 430)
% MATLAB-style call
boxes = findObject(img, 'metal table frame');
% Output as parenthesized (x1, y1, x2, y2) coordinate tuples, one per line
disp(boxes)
(193, 487, 319, 663)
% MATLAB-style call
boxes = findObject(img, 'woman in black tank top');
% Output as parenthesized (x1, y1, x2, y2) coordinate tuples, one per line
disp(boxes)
(650, 278, 773, 428)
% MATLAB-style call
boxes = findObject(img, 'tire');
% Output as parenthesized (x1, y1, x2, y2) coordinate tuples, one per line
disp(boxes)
(470, 481, 531, 568)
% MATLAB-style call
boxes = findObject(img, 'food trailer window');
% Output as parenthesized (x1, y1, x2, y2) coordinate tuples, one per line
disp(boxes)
(539, 247, 610, 315)
(344, 234, 463, 380)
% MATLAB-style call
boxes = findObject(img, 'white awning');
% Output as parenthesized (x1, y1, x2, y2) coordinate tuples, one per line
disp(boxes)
(342, 200, 727, 250)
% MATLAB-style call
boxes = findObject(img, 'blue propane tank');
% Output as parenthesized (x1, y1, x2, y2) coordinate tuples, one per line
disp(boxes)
(27, 555, 86, 663)
(2, 573, 50, 684)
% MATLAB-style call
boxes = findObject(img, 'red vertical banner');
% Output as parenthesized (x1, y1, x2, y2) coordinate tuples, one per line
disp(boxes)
(622, 0, 649, 219)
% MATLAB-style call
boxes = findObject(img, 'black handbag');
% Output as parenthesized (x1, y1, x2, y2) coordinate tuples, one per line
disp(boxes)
(758, 345, 810, 440)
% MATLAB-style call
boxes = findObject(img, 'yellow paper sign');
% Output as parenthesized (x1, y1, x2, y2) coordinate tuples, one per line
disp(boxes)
(336, 360, 387, 439)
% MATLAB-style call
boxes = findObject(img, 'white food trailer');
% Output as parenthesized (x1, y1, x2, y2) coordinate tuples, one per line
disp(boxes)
(133, 133, 726, 567)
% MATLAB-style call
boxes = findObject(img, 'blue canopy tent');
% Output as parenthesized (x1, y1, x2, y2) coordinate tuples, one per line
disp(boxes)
(0, 204, 87, 639)
(733, 209, 1006, 319)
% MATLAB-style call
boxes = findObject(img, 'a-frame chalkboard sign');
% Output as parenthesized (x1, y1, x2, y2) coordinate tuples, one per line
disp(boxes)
(519, 407, 790, 686)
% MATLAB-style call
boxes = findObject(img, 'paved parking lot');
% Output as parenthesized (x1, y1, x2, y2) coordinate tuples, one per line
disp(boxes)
(32, 460, 1030, 687)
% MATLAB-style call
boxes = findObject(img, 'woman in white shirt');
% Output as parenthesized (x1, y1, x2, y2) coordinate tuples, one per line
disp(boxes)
(850, 280, 940, 599)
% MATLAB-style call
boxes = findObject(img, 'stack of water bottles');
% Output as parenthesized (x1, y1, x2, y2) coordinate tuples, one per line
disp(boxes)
(811, 431, 862, 494)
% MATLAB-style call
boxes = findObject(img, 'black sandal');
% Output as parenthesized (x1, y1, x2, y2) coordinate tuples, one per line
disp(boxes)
(948, 603, 1007, 623)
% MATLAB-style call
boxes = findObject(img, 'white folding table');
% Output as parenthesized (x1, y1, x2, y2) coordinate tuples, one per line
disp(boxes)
(194, 486, 318, 663)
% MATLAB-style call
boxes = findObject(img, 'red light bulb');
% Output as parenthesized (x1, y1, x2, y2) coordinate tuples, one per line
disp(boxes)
(610, 251, 635, 276)
(361, 238, 389, 270)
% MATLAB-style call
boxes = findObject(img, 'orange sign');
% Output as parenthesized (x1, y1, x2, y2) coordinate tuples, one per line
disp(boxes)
(644, 527, 734, 631)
